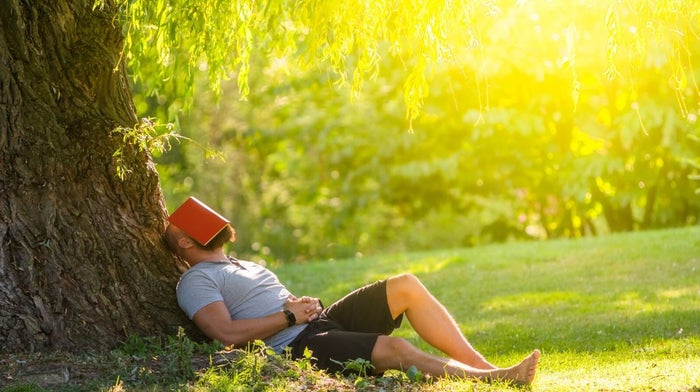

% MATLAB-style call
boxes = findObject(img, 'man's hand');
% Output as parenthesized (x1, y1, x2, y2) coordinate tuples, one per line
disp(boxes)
(285, 295, 323, 323)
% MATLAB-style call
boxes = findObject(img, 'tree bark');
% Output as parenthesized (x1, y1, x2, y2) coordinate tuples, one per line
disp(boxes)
(0, 0, 189, 352)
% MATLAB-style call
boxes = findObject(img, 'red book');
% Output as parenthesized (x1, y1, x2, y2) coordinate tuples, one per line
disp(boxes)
(168, 197, 230, 245)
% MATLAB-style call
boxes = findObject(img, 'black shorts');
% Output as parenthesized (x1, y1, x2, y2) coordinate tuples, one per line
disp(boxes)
(288, 279, 403, 373)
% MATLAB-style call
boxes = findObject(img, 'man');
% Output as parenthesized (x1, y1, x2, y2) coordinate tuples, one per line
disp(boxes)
(165, 197, 540, 384)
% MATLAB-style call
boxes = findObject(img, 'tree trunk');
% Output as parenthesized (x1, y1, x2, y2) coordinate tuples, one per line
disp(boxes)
(0, 0, 189, 352)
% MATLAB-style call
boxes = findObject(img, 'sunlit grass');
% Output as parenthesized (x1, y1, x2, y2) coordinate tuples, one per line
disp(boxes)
(536, 342, 700, 392)
(5, 228, 694, 391)
(277, 226, 700, 391)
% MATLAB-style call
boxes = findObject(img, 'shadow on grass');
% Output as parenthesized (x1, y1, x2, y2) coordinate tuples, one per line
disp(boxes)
(470, 308, 699, 355)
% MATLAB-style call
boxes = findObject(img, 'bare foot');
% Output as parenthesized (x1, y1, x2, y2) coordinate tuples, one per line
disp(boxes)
(509, 349, 540, 385)
(489, 349, 540, 385)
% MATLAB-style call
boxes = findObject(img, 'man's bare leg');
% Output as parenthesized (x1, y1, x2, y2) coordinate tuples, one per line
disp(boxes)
(385, 273, 498, 369)
(371, 335, 540, 384)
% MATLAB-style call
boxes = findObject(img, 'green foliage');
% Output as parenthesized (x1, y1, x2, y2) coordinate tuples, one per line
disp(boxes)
(405, 365, 425, 383)
(112, 0, 700, 262)
(194, 341, 329, 391)
(327, 357, 428, 391)
(113, 328, 222, 387)
(109, 0, 484, 122)
(198, 341, 270, 390)
(101, 0, 699, 124)
(119, 331, 165, 358)
(152, 53, 416, 262)
(167, 327, 198, 380)
(330, 357, 374, 377)
(152, 29, 700, 262)
(111, 118, 223, 180)
(111, 118, 181, 180)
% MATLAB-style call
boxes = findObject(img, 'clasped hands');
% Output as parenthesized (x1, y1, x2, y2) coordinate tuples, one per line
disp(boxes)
(285, 295, 323, 324)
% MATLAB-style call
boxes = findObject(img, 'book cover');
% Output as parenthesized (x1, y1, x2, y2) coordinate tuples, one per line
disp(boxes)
(168, 196, 230, 245)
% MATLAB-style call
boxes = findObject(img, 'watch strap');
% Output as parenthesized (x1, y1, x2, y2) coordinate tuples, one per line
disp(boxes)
(283, 309, 296, 327)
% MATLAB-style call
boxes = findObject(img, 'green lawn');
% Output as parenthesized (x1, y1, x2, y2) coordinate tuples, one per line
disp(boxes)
(3, 227, 697, 391)
(274, 226, 700, 391)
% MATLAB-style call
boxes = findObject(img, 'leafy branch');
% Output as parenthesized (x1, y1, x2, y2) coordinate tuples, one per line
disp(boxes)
(112, 118, 223, 180)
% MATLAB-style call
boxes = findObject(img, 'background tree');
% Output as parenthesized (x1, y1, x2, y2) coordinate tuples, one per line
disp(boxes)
(153, 1, 700, 262)
(1, 0, 698, 353)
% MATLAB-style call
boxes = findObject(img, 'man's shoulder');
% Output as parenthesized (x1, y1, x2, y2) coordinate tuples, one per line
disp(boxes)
(179, 264, 208, 280)
(177, 261, 243, 288)
(177, 264, 218, 290)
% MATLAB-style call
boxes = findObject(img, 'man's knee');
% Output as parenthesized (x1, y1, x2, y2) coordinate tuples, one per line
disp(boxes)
(390, 273, 422, 292)
(373, 335, 416, 364)
(386, 273, 426, 317)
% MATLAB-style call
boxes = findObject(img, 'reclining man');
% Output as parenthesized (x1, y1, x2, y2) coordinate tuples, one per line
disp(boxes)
(164, 197, 540, 384)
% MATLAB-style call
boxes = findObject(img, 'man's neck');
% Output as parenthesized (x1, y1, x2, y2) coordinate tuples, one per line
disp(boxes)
(186, 249, 229, 267)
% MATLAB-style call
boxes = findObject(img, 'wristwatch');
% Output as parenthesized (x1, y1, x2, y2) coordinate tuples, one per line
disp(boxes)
(283, 309, 296, 327)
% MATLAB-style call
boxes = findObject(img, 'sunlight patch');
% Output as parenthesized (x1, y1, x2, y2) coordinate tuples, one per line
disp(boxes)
(539, 354, 700, 392)
(657, 286, 700, 300)
(405, 255, 457, 275)
(481, 291, 587, 311)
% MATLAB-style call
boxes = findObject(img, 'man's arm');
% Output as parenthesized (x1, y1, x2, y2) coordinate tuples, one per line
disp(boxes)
(192, 297, 322, 347)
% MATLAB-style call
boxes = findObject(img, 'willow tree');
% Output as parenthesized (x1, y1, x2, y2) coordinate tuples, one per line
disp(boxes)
(1, 0, 697, 353)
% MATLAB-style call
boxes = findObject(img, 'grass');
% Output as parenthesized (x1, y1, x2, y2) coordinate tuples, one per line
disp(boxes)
(1, 226, 698, 391)
(274, 226, 700, 391)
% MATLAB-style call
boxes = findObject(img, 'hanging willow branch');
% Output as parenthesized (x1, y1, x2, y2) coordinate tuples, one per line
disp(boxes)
(97, 0, 699, 125)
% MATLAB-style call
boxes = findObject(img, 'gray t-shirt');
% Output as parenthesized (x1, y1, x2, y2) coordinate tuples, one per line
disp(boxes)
(176, 258, 307, 353)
